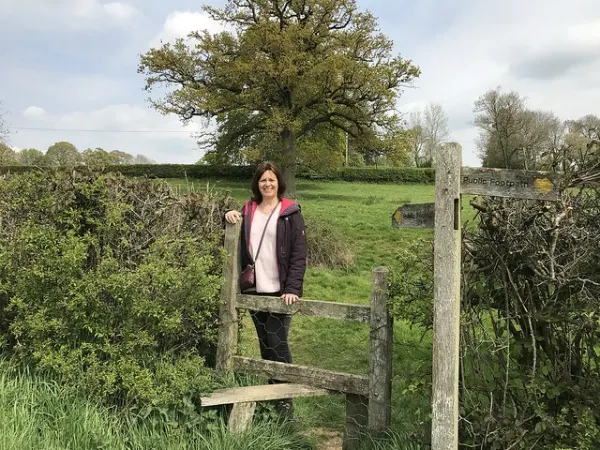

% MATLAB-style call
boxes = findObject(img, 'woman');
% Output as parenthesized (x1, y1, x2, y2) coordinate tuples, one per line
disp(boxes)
(224, 161, 307, 418)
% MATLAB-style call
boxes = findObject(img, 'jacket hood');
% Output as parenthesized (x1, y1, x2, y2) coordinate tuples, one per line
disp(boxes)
(243, 198, 300, 218)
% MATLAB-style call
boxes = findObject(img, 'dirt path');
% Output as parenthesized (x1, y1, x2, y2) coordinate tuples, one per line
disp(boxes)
(307, 428, 344, 450)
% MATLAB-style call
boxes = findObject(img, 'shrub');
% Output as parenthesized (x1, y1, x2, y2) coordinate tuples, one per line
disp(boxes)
(1, 164, 436, 184)
(0, 169, 237, 418)
(389, 172, 600, 448)
(304, 216, 354, 269)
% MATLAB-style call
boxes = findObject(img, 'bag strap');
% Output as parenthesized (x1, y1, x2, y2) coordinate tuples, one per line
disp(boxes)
(251, 201, 280, 264)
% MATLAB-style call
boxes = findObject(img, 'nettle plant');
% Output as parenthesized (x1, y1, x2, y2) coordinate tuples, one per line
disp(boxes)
(0, 169, 237, 424)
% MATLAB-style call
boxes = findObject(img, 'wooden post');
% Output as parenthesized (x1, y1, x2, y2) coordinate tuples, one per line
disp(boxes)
(344, 393, 369, 450)
(431, 142, 462, 450)
(216, 221, 241, 375)
(368, 266, 392, 432)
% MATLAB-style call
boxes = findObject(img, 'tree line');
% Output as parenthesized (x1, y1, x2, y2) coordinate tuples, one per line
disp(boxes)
(0, 140, 156, 167)
(475, 87, 599, 171)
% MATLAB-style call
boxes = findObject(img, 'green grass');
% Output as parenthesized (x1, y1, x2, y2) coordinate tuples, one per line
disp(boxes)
(0, 360, 315, 450)
(169, 178, 442, 445)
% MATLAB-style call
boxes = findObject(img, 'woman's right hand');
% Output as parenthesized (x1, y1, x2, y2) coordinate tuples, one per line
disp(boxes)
(225, 210, 242, 224)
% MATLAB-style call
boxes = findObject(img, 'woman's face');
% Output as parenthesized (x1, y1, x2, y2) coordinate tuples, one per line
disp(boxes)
(258, 170, 278, 202)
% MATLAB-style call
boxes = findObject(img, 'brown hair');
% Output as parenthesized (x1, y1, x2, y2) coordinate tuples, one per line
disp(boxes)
(251, 161, 286, 203)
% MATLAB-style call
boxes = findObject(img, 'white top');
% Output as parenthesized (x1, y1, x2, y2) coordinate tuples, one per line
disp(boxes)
(249, 203, 281, 293)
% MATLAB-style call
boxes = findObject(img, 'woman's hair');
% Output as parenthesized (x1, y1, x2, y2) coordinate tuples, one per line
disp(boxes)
(251, 161, 286, 202)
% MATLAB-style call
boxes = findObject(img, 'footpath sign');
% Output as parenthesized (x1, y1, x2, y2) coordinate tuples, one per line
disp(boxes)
(392, 203, 435, 228)
(461, 167, 560, 201)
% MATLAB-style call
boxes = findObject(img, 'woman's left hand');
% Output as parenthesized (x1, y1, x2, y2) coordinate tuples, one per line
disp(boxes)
(281, 293, 298, 306)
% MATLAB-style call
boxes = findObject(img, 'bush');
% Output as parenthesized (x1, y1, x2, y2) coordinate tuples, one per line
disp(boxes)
(389, 173, 600, 448)
(459, 188, 600, 449)
(307, 167, 435, 183)
(0, 169, 237, 418)
(1, 164, 436, 184)
(304, 216, 354, 269)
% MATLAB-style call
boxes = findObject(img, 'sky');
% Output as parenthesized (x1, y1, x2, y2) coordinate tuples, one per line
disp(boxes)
(1, 0, 599, 166)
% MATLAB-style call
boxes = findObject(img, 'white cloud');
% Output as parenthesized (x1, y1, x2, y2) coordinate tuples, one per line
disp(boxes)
(397, 0, 600, 167)
(23, 106, 46, 120)
(11, 104, 207, 164)
(149, 11, 228, 47)
(103, 2, 138, 21)
(2, 0, 140, 29)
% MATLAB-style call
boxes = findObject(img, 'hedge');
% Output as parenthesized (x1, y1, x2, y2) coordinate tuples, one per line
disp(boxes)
(0, 170, 238, 424)
(0, 164, 435, 184)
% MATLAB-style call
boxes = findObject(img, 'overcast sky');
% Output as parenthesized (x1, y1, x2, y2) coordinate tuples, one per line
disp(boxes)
(1, 0, 599, 166)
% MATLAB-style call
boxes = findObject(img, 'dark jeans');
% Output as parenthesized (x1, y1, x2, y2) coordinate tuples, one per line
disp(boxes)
(250, 309, 292, 365)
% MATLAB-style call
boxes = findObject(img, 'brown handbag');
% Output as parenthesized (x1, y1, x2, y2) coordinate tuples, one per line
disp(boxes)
(239, 202, 279, 293)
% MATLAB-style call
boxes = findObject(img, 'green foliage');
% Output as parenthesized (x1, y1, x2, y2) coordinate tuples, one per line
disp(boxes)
(0, 169, 238, 419)
(0, 142, 19, 165)
(1, 164, 436, 184)
(18, 148, 46, 166)
(138, 0, 420, 189)
(314, 167, 435, 183)
(459, 186, 600, 449)
(81, 147, 115, 167)
(109, 164, 256, 180)
(0, 359, 316, 450)
(387, 172, 600, 447)
(389, 240, 433, 331)
(45, 141, 81, 166)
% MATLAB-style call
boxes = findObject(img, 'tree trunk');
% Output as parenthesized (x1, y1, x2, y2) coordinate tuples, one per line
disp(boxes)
(280, 128, 297, 198)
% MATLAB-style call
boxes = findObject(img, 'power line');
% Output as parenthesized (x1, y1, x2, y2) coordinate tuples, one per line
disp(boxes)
(14, 126, 196, 133)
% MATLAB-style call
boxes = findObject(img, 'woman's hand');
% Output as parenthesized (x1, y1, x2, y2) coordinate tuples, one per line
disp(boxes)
(225, 210, 242, 224)
(281, 293, 298, 306)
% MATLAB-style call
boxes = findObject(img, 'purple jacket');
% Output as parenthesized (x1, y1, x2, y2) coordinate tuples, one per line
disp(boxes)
(240, 198, 307, 296)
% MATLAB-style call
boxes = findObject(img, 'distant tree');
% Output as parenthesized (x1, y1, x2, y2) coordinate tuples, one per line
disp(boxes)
(139, 0, 420, 195)
(109, 150, 134, 165)
(197, 152, 220, 166)
(407, 112, 426, 167)
(82, 148, 114, 167)
(0, 142, 19, 165)
(0, 101, 9, 145)
(475, 87, 565, 170)
(132, 154, 155, 164)
(18, 148, 46, 166)
(45, 141, 81, 167)
(474, 88, 531, 169)
(564, 115, 600, 168)
(422, 103, 449, 166)
(406, 103, 449, 167)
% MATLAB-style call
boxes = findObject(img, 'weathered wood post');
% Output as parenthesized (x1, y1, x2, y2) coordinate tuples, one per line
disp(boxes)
(216, 221, 241, 375)
(431, 142, 462, 450)
(344, 393, 369, 450)
(368, 266, 392, 432)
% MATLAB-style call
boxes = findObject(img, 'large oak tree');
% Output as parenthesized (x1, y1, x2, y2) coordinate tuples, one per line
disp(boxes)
(139, 0, 419, 194)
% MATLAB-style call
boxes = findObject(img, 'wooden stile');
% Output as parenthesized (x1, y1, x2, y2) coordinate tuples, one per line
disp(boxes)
(215, 222, 393, 449)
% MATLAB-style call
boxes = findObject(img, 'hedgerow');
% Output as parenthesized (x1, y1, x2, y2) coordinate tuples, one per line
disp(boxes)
(0, 164, 436, 184)
(0, 169, 237, 423)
